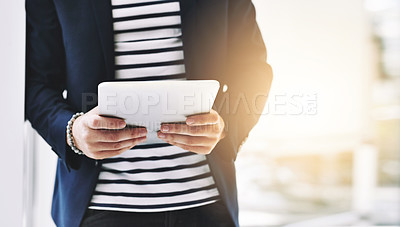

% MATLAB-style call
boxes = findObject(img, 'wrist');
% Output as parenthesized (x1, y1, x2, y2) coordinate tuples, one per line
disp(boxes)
(66, 112, 85, 155)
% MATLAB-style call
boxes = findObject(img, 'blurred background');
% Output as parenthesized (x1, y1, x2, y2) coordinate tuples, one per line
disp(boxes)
(1, 0, 399, 226)
(237, 0, 400, 226)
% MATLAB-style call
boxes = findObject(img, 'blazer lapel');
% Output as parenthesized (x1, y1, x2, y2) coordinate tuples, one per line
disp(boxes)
(90, 0, 115, 81)
(180, 0, 197, 80)
(180, 0, 227, 81)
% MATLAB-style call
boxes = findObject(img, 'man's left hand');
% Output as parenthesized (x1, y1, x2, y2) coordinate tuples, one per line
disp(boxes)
(157, 109, 225, 154)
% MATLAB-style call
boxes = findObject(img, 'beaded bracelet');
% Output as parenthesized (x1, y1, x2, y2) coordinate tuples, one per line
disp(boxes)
(66, 112, 85, 155)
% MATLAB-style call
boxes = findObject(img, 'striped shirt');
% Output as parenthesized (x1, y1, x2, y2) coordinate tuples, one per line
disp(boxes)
(89, 0, 220, 212)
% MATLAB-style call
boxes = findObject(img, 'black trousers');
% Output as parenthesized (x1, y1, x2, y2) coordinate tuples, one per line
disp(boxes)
(80, 200, 235, 227)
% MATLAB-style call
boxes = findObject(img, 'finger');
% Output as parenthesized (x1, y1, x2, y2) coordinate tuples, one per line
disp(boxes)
(186, 109, 219, 126)
(86, 115, 126, 130)
(89, 136, 147, 151)
(88, 127, 147, 142)
(157, 132, 217, 146)
(166, 141, 211, 155)
(89, 146, 130, 160)
(160, 124, 221, 136)
(99, 136, 147, 154)
(89, 137, 147, 159)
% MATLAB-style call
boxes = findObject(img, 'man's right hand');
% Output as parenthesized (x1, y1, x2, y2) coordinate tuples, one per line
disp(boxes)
(68, 106, 147, 160)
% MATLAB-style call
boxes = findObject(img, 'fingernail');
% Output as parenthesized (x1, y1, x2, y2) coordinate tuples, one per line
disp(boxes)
(139, 129, 147, 136)
(119, 121, 126, 128)
(186, 118, 195, 125)
(158, 132, 165, 138)
(161, 125, 169, 132)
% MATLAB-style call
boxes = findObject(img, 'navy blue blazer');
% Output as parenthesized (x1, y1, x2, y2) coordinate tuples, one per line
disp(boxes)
(25, 0, 272, 226)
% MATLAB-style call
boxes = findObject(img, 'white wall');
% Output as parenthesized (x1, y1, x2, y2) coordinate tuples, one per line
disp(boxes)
(31, 133, 57, 227)
(0, 0, 25, 226)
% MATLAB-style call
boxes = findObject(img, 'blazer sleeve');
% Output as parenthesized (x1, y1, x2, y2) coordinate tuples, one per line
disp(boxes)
(25, 0, 81, 170)
(213, 0, 273, 161)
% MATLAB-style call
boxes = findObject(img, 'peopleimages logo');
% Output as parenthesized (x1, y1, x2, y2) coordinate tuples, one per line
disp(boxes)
(77, 91, 317, 133)
(81, 92, 318, 117)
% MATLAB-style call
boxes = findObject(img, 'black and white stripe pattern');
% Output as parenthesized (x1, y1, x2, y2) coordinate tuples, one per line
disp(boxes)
(112, 0, 186, 80)
(90, 145, 219, 212)
(89, 0, 219, 212)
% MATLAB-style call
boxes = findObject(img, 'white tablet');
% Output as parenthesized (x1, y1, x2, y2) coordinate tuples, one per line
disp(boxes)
(98, 80, 220, 144)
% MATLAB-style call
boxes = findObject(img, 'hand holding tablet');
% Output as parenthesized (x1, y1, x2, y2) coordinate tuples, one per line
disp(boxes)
(157, 108, 226, 154)
(98, 80, 221, 147)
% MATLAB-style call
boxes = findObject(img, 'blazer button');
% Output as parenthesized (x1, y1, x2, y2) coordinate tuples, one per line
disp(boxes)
(222, 84, 228, 93)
